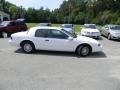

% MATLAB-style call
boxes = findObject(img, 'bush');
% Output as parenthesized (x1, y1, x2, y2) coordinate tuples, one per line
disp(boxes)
(116, 18, 120, 24)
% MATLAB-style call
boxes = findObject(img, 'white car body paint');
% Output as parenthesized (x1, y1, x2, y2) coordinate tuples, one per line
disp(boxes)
(9, 27, 102, 53)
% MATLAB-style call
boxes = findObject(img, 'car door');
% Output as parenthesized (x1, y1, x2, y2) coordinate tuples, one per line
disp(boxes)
(45, 29, 75, 52)
(33, 29, 50, 50)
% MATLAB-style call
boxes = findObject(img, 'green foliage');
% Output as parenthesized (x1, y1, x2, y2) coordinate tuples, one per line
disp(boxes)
(0, 0, 120, 24)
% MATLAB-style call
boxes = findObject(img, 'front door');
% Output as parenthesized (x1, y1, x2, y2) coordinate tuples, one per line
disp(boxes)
(45, 29, 75, 51)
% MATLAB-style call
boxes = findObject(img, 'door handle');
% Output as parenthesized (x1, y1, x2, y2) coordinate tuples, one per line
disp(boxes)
(45, 40, 49, 41)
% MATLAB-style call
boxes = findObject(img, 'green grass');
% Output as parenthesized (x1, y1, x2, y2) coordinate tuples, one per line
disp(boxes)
(52, 24, 81, 32)
(26, 23, 81, 32)
(26, 23, 37, 29)
(26, 23, 102, 32)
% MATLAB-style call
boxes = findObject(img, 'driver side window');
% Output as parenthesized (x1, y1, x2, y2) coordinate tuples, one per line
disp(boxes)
(48, 30, 69, 39)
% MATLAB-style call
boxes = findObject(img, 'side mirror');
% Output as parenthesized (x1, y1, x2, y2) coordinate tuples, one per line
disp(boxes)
(68, 37, 73, 40)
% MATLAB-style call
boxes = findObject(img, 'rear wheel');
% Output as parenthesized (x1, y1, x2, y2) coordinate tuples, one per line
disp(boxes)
(21, 42, 35, 53)
(1, 31, 8, 38)
(77, 45, 91, 57)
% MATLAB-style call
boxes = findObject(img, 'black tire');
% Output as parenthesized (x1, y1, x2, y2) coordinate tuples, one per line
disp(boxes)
(21, 42, 35, 53)
(101, 33, 103, 36)
(108, 34, 111, 40)
(77, 45, 92, 57)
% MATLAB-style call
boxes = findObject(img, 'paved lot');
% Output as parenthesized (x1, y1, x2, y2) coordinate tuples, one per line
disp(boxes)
(0, 37, 120, 90)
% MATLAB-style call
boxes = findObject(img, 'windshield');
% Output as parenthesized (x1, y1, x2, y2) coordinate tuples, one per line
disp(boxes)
(63, 25, 72, 28)
(0, 21, 9, 26)
(110, 25, 120, 30)
(61, 29, 77, 38)
(84, 25, 96, 29)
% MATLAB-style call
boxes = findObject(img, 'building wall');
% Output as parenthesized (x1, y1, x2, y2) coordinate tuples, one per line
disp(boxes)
(0, 11, 10, 22)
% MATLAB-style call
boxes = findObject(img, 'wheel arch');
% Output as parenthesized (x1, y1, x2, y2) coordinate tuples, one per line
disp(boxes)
(75, 43, 92, 53)
(20, 40, 35, 48)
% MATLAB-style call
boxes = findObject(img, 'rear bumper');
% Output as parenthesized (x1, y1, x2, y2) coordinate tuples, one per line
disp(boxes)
(9, 39, 20, 47)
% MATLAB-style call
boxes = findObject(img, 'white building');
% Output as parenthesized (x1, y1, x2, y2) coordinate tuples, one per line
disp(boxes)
(0, 11, 10, 22)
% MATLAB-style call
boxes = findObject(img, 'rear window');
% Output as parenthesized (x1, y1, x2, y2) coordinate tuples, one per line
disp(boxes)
(35, 29, 49, 37)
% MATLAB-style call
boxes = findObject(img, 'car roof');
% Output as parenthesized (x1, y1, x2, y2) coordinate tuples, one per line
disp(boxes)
(30, 26, 62, 31)
(84, 24, 96, 26)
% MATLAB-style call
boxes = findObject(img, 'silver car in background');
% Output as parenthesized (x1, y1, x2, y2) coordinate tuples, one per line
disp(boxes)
(61, 24, 74, 34)
(81, 24, 101, 39)
(101, 25, 120, 40)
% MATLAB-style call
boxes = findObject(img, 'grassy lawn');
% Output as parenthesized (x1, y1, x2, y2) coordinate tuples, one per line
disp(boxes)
(26, 23, 102, 32)
(26, 23, 81, 32)
(26, 23, 37, 28)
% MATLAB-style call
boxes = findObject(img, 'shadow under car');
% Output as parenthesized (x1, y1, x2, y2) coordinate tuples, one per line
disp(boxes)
(15, 48, 107, 58)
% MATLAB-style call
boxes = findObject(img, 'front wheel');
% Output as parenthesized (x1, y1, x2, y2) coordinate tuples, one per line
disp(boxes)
(77, 45, 92, 57)
(108, 34, 111, 40)
(21, 42, 35, 53)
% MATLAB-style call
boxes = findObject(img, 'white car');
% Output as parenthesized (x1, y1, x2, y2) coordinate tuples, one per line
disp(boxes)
(9, 27, 102, 57)
(81, 24, 101, 39)
(61, 24, 74, 34)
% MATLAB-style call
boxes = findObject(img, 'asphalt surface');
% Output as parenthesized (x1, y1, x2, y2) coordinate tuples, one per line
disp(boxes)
(0, 37, 120, 90)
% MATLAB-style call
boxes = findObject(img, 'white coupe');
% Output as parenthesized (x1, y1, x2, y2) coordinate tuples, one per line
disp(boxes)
(81, 24, 101, 39)
(9, 27, 102, 57)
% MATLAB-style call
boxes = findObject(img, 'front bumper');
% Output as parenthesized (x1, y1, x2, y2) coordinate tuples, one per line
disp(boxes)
(92, 44, 103, 53)
(82, 34, 101, 39)
(111, 35, 120, 40)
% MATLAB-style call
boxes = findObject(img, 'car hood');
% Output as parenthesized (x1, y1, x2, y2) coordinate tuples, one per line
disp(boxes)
(110, 30, 120, 33)
(82, 28, 100, 32)
(76, 35, 99, 44)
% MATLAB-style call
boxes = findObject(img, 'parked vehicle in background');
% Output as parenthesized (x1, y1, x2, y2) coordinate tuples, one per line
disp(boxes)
(9, 26, 102, 57)
(0, 20, 27, 38)
(61, 24, 74, 34)
(16, 18, 26, 22)
(36, 23, 52, 27)
(81, 24, 101, 39)
(101, 25, 120, 40)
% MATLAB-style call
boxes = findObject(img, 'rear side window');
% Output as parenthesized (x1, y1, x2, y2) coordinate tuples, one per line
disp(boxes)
(35, 29, 48, 37)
